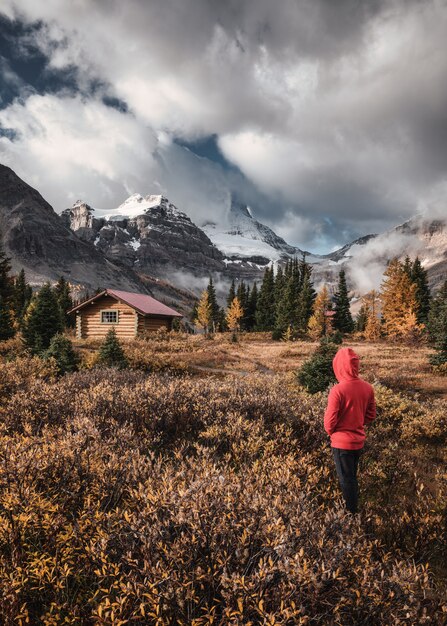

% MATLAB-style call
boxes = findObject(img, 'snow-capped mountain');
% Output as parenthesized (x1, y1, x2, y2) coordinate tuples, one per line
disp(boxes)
(97, 193, 187, 222)
(62, 191, 447, 295)
(61, 194, 226, 279)
(1, 162, 445, 306)
(203, 199, 301, 264)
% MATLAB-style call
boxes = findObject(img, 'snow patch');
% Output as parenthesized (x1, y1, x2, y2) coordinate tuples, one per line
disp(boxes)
(97, 193, 187, 221)
(128, 238, 141, 251)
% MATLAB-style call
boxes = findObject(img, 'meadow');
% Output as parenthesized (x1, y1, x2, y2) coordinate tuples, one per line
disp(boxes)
(0, 333, 446, 624)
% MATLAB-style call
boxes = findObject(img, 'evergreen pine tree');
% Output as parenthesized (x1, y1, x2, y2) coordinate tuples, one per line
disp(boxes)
(0, 296, 15, 341)
(333, 269, 354, 333)
(426, 280, 447, 365)
(12, 269, 32, 326)
(274, 265, 285, 304)
(255, 266, 276, 331)
(97, 328, 128, 369)
(0, 236, 13, 302)
(22, 283, 64, 354)
(410, 257, 431, 324)
(292, 257, 300, 288)
(402, 255, 413, 278)
(43, 333, 79, 375)
(296, 339, 338, 393)
(355, 304, 369, 332)
(296, 256, 316, 333)
(217, 306, 227, 332)
(227, 279, 236, 308)
(246, 282, 258, 331)
(54, 276, 74, 328)
(274, 274, 298, 338)
(207, 277, 220, 332)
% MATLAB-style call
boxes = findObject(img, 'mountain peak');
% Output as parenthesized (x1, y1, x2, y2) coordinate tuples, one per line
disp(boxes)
(71, 199, 94, 211)
(230, 199, 252, 219)
(202, 196, 300, 261)
(122, 193, 144, 205)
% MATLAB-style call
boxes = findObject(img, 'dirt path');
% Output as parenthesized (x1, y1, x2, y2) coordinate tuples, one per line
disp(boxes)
(190, 362, 275, 377)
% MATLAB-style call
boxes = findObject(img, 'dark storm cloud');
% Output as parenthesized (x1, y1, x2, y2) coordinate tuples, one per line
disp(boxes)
(0, 0, 446, 251)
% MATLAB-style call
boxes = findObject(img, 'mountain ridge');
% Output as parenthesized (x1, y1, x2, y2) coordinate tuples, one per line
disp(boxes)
(0, 164, 196, 313)
(1, 163, 445, 306)
(62, 190, 446, 294)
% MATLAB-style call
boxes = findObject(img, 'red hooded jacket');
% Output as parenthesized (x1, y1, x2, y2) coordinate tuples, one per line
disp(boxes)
(324, 348, 376, 450)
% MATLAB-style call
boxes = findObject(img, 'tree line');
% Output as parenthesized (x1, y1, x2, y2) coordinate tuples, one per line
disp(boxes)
(0, 239, 74, 351)
(194, 257, 319, 338)
(194, 254, 446, 365)
(1, 229, 446, 369)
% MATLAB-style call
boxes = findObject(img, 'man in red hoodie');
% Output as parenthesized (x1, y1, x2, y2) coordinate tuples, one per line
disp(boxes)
(324, 347, 376, 513)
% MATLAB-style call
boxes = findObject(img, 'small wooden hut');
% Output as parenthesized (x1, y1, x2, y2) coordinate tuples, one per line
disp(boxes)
(69, 289, 182, 339)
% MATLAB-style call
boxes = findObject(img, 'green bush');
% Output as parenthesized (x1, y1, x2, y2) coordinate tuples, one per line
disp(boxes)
(327, 330, 344, 345)
(22, 283, 64, 354)
(97, 328, 128, 369)
(296, 340, 338, 393)
(43, 333, 79, 375)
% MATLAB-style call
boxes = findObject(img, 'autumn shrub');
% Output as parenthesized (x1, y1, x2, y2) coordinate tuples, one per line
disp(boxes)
(0, 364, 445, 623)
(432, 361, 447, 376)
(0, 334, 27, 358)
(0, 355, 57, 398)
(123, 341, 190, 374)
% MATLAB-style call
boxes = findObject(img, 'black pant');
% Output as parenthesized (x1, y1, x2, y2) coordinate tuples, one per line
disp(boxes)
(332, 447, 363, 513)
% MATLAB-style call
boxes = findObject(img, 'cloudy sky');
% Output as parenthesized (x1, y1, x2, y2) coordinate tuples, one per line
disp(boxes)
(0, 0, 446, 253)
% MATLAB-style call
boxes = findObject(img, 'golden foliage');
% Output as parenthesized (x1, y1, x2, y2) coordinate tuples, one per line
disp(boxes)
(308, 285, 332, 339)
(195, 290, 211, 333)
(226, 296, 244, 332)
(0, 348, 445, 623)
(381, 259, 422, 340)
(363, 290, 382, 342)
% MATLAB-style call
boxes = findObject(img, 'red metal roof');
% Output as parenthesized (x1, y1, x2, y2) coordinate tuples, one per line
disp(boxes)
(108, 289, 182, 317)
(69, 289, 182, 317)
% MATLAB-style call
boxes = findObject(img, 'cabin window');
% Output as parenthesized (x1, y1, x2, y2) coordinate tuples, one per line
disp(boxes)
(101, 310, 118, 324)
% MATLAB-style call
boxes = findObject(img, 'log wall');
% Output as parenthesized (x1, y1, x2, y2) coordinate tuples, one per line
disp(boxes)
(139, 315, 172, 333)
(77, 295, 174, 339)
(78, 295, 137, 339)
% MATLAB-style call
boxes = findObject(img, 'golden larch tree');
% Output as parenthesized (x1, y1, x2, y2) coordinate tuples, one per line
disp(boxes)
(363, 290, 382, 341)
(195, 289, 212, 334)
(308, 285, 333, 339)
(380, 259, 421, 340)
(226, 296, 244, 333)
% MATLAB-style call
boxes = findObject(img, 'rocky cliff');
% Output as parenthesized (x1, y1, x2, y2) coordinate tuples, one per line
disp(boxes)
(0, 165, 196, 313)
(2, 163, 445, 307)
(61, 194, 227, 279)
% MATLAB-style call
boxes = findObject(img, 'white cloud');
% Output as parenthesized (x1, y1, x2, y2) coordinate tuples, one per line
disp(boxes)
(0, 0, 446, 251)
(0, 93, 237, 226)
(0, 94, 158, 209)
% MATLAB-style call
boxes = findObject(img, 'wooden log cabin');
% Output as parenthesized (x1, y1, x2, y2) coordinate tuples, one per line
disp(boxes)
(70, 289, 183, 339)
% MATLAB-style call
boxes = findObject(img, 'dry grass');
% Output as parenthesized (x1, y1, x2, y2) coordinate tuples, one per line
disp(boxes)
(73, 333, 447, 398)
(0, 334, 446, 623)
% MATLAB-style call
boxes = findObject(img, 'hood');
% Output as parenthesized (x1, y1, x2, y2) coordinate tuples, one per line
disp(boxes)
(332, 347, 360, 382)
